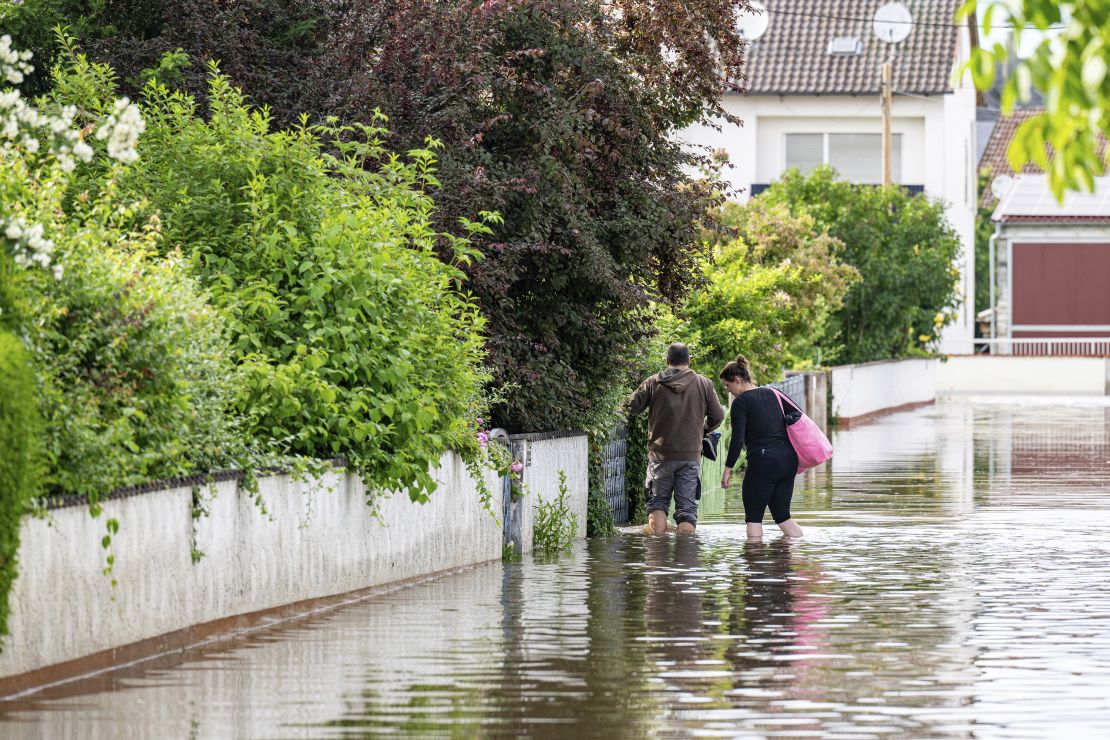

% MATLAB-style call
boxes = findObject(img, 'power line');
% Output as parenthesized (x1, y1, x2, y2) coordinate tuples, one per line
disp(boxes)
(761, 7, 1066, 31)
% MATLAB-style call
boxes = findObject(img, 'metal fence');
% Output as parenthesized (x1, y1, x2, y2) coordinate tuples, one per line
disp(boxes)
(767, 374, 807, 414)
(602, 427, 629, 525)
(973, 337, 1110, 357)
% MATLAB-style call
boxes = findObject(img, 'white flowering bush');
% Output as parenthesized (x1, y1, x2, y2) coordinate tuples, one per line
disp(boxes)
(0, 34, 142, 285)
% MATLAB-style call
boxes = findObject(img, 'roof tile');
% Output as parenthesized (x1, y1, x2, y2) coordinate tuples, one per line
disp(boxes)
(744, 1, 962, 96)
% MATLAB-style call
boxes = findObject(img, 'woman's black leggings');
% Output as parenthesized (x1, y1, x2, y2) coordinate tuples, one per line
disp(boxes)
(742, 444, 798, 524)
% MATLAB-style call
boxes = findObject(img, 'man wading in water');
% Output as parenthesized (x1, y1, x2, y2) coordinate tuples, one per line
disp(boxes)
(629, 343, 725, 535)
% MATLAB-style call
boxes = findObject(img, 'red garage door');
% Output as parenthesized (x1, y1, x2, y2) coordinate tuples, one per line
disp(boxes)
(1012, 242, 1110, 341)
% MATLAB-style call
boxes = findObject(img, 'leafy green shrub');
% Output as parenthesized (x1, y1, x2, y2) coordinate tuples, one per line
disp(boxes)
(2, 34, 248, 504)
(533, 471, 578, 557)
(51, 57, 491, 500)
(756, 167, 962, 364)
(682, 224, 857, 384)
(25, 221, 249, 501)
(0, 331, 41, 643)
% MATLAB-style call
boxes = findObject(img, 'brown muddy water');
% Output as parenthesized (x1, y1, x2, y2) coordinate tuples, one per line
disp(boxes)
(3, 396, 1109, 738)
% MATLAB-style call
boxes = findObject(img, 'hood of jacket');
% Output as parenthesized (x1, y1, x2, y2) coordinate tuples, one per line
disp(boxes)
(658, 367, 696, 393)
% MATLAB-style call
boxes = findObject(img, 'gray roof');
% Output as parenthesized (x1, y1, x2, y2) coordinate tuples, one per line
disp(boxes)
(744, 1, 963, 96)
(993, 174, 1110, 223)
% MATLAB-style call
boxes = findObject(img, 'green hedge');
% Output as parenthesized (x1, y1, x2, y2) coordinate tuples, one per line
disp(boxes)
(40, 51, 490, 502)
(0, 331, 41, 642)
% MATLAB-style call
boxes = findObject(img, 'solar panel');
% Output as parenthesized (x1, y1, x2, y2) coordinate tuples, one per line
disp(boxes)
(995, 174, 1110, 219)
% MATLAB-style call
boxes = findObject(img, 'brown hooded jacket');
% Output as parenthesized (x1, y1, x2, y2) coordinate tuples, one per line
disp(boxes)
(629, 368, 724, 462)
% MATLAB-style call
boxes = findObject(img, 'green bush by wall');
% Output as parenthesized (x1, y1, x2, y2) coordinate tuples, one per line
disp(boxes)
(42, 50, 490, 502)
(0, 330, 41, 643)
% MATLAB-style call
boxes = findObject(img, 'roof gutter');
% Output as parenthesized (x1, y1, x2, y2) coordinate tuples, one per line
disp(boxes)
(988, 222, 999, 340)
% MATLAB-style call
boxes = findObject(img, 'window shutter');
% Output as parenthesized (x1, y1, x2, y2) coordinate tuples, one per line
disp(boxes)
(784, 134, 824, 175)
(828, 133, 902, 183)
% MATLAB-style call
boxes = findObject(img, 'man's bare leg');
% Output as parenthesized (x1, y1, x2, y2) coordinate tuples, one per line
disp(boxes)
(777, 519, 803, 538)
(746, 523, 763, 542)
(648, 510, 668, 535)
(677, 521, 696, 534)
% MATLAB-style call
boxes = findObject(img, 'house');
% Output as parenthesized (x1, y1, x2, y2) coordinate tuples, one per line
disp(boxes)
(989, 174, 1110, 353)
(682, 0, 978, 354)
(978, 110, 1110, 355)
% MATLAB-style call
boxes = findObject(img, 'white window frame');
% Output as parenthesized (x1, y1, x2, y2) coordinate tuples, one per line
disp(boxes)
(783, 132, 902, 184)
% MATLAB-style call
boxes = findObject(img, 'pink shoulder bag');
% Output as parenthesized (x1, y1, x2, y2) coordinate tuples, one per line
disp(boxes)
(770, 388, 833, 474)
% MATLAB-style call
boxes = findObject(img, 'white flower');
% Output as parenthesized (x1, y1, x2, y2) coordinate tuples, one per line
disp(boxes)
(2, 216, 56, 272)
(53, 264, 64, 280)
(96, 97, 145, 163)
(72, 140, 93, 162)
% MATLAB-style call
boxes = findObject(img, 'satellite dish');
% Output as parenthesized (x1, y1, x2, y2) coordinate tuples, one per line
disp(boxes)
(991, 174, 1015, 199)
(737, 1, 769, 42)
(873, 2, 913, 44)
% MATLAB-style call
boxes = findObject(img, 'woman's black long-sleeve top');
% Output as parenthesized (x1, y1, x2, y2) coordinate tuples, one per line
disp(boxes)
(724, 387, 791, 469)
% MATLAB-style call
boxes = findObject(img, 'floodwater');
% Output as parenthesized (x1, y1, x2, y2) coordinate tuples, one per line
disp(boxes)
(3, 396, 1110, 738)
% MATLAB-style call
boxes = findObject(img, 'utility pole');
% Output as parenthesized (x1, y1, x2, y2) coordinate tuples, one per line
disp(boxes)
(881, 60, 893, 187)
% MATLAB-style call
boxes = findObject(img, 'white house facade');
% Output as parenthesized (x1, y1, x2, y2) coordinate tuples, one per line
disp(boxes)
(683, 0, 978, 354)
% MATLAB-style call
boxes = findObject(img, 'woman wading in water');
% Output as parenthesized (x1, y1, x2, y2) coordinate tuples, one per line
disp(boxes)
(719, 355, 804, 541)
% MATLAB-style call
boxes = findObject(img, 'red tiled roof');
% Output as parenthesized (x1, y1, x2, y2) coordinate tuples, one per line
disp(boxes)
(744, 0, 962, 96)
(979, 109, 1046, 206)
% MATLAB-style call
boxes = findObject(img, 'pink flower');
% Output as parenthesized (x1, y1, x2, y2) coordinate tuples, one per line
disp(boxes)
(510, 461, 523, 473)
(476, 417, 484, 425)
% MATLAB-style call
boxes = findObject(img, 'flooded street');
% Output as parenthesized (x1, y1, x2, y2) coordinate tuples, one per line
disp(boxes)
(4, 396, 1110, 738)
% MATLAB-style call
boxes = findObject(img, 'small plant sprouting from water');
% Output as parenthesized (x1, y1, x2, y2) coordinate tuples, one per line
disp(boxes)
(502, 541, 522, 563)
(533, 470, 577, 557)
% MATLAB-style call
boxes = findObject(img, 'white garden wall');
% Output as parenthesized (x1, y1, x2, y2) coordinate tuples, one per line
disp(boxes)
(829, 358, 937, 425)
(515, 434, 590, 553)
(1, 437, 588, 688)
(937, 356, 1109, 395)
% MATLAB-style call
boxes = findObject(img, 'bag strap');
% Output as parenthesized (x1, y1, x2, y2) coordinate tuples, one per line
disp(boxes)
(770, 387, 801, 417)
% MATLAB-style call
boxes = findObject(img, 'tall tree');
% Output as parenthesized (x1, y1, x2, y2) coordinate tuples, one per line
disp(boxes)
(758, 167, 962, 364)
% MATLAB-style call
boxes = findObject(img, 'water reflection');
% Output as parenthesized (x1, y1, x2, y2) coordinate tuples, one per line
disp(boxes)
(4, 397, 1110, 737)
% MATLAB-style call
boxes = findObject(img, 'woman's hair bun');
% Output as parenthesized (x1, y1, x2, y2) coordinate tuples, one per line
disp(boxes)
(734, 354, 749, 368)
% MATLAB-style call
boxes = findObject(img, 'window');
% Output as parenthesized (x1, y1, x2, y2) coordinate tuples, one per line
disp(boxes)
(784, 133, 823, 174)
(785, 132, 902, 183)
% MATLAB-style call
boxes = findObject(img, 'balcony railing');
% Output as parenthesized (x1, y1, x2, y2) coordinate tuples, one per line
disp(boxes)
(973, 338, 1110, 357)
(750, 183, 925, 197)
